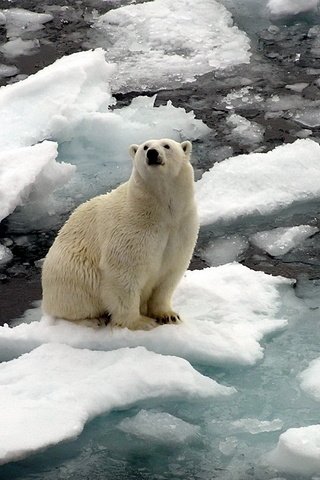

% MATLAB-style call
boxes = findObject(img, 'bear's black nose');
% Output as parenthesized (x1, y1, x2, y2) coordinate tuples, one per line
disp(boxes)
(146, 148, 162, 166)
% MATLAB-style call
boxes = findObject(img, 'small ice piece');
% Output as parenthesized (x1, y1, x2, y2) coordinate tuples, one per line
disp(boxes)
(231, 418, 284, 434)
(299, 357, 320, 402)
(267, 425, 320, 476)
(285, 83, 309, 93)
(0, 142, 75, 223)
(0, 38, 40, 58)
(223, 86, 264, 110)
(295, 108, 320, 128)
(200, 235, 249, 266)
(267, 0, 319, 17)
(0, 8, 53, 38)
(0, 64, 18, 78)
(0, 244, 13, 266)
(250, 225, 319, 257)
(196, 139, 320, 226)
(226, 113, 265, 145)
(0, 343, 232, 465)
(92, 0, 251, 92)
(219, 436, 238, 456)
(118, 410, 200, 443)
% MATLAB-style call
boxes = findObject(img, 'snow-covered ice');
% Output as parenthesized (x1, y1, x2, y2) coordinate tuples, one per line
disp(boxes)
(0, 264, 291, 366)
(0, 343, 233, 465)
(250, 225, 319, 257)
(267, 425, 320, 476)
(0, 49, 114, 151)
(92, 0, 251, 92)
(0, 48, 209, 226)
(0, 142, 75, 223)
(196, 139, 320, 226)
(299, 356, 320, 402)
(267, 0, 319, 17)
(118, 410, 201, 444)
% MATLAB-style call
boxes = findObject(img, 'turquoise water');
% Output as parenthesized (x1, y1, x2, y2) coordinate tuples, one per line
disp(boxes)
(1, 282, 319, 480)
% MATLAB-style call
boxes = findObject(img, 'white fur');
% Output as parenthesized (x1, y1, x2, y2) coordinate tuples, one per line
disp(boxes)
(42, 138, 199, 330)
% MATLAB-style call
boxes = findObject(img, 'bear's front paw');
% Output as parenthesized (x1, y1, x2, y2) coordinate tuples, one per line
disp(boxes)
(153, 312, 181, 325)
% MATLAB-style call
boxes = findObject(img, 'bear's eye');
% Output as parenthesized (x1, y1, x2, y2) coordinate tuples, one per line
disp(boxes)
(143, 145, 149, 150)
(163, 144, 170, 149)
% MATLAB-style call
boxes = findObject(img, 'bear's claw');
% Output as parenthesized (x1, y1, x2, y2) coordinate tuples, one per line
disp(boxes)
(155, 314, 181, 325)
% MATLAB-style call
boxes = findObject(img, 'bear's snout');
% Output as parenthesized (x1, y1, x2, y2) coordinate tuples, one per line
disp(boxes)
(146, 148, 163, 166)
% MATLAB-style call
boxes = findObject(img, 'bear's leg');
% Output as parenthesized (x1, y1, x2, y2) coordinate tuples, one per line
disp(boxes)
(147, 279, 182, 325)
(100, 273, 158, 331)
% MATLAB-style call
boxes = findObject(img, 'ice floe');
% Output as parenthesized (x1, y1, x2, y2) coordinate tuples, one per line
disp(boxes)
(0, 264, 291, 366)
(267, 0, 319, 17)
(250, 225, 319, 257)
(0, 343, 232, 465)
(267, 425, 320, 476)
(0, 142, 75, 223)
(196, 139, 320, 226)
(0, 8, 53, 38)
(118, 410, 201, 444)
(92, 0, 251, 92)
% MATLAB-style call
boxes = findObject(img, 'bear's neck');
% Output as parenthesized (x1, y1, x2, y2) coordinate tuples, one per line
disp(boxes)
(128, 167, 195, 220)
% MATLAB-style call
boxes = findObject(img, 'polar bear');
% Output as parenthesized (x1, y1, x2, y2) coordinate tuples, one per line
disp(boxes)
(42, 138, 199, 330)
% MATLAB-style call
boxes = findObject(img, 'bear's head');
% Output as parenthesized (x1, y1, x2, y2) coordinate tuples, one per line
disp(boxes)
(129, 138, 192, 181)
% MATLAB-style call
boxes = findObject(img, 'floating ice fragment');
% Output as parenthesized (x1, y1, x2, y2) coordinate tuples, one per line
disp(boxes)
(0, 63, 18, 78)
(267, 0, 319, 16)
(0, 38, 40, 58)
(0, 244, 13, 266)
(196, 139, 320, 226)
(231, 418, 284, 434)
(0, 343, 232, 465)
(92, 0, 251, 92)
(200, 235, 249, 266)
(118, 410, 201, 444)
(299, 357, 320, 402)
(0, 8, 53, 38)
(219, 436, 238, 456)
(0, 264, 291, 366)
(226, 113, 265, 145)
(250, 225, 319, 257)
(295, 108, 320, 128)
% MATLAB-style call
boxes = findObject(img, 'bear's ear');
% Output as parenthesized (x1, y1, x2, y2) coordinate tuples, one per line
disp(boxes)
(181, 141, 192, 156)
(129, 144, 139, 159)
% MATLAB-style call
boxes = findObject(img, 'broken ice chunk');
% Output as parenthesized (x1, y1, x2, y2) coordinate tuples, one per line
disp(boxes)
(118, 410, 201, 444)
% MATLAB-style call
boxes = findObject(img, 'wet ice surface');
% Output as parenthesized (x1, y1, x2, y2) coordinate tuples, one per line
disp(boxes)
(1, 0, 320, 479)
